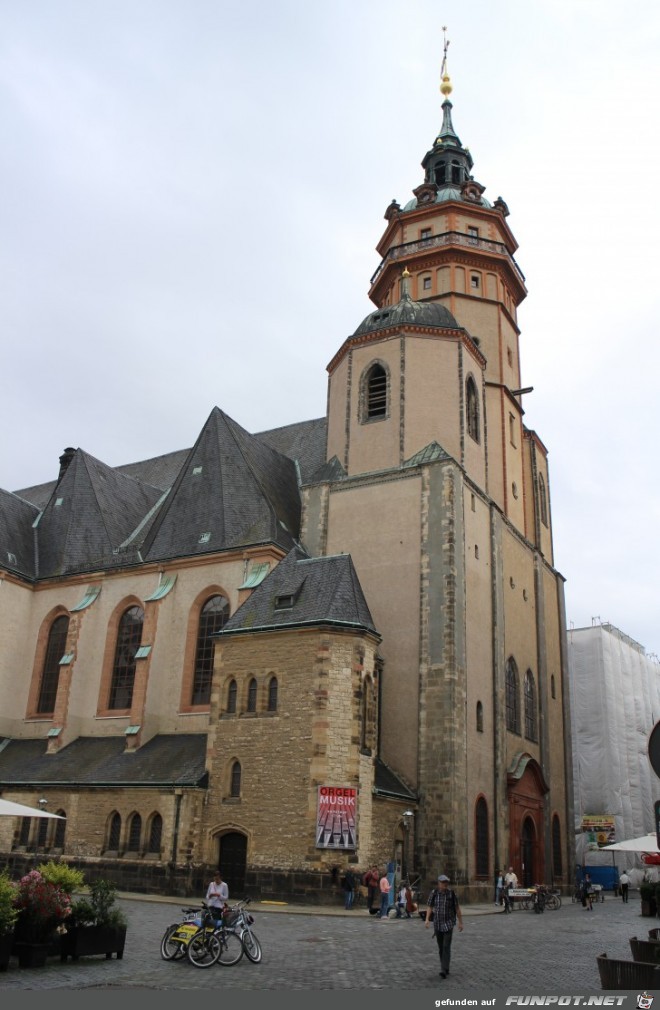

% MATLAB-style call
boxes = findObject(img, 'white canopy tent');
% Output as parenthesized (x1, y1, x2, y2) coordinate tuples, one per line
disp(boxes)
(0, 798, 65, 819)
(601, 834, 659, 853)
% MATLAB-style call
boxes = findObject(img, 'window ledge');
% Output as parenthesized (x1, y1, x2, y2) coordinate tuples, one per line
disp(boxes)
(222, 797, 241, 804)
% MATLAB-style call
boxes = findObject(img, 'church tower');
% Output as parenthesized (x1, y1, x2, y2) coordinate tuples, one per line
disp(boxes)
(304, 40, 573, 894)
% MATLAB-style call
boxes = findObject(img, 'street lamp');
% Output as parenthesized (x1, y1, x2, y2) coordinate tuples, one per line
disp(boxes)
(402, 810, 414, 880)
(38, 798, 48, 810)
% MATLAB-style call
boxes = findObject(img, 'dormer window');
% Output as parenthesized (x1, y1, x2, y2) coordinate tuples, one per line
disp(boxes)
(275, 593, 295, 610)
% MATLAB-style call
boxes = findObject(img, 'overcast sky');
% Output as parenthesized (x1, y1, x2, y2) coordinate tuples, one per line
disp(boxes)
(2, 1, 659, 656)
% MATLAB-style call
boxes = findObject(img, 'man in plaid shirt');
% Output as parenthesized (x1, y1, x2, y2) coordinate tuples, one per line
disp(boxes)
(425, 874, 464, 978)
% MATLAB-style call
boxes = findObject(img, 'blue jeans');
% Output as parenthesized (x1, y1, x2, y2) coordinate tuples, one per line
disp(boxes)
(379, 893, 390, 917)
(344, 889, 354, 909)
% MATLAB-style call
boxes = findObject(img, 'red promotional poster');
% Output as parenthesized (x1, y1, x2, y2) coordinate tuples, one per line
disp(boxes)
(316, 786, 357, 849)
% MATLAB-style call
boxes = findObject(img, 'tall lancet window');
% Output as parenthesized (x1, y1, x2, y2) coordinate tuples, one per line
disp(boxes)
(466, 376, 480, 443)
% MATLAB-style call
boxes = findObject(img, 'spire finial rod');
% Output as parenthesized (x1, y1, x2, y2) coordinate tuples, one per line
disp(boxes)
(440, 26, 453, 98)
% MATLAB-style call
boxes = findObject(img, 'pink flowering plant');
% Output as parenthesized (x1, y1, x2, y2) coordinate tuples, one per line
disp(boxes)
(12, 870, 71, 943)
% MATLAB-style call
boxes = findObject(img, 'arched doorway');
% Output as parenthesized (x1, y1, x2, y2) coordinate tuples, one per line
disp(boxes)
(521, 816, 536, 887)
(219, 832, 247, 896)
(507, 753, 549, 884)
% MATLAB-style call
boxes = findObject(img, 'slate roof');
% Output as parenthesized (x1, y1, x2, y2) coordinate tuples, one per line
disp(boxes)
(374, 757, 417, 801)
(0, 734, 208, 787)
(220, 546, 379, 637)
(0, 489, 39, 578)
(354, 293, 459, 337)
(34, 450, 163, 579)
(142, 407, 301, 562)
(4, 409, 330, 580)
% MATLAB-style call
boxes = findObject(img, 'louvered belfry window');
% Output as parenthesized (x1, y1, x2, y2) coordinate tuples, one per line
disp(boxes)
(366, 364, 387, 418)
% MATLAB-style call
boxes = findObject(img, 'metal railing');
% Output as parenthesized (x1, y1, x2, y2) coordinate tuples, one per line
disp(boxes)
(369, 230, 526, 287)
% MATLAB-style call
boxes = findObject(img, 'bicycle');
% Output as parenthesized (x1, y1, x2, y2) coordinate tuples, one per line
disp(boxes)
(160, 902, 244, 967)
(223, 897, 262, 963)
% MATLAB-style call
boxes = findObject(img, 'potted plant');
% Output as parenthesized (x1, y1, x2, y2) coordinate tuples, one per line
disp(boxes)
(63, 879, 127, 961)
(11, 870, 71, 967)
(37, 860, 86, 957)
(640, 882, 657, 917)
(0, 872, 19, 971)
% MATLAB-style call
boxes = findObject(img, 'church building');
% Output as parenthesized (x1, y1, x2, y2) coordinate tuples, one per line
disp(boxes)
(0, 59, 574, 901)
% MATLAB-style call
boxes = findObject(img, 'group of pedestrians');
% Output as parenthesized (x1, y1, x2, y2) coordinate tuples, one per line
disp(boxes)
(494, 866, 518, 913)
(351, 865, 415, 917)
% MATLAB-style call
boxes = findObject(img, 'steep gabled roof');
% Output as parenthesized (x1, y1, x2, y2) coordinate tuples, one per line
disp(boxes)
(0, 489, 39, 578)
(220, 545, 379, 637)
(35, 450, 163, 578)
(142, 407, 301, 563)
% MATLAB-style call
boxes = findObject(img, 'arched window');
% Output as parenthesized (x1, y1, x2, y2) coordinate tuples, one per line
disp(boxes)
(505, 657, 520, 734)
(108, 606, 144, 710)
(191, 595, 230, 705)
(451, 160, 461, 184)
(552, 815, 563, 877)
(539, 474, 548, 527)
(19, 817, 31, 847)
(524, 670, 537, 741)
(466, 376, 480, 443)
(475, 797, 489, 877)
(147, 813, 163, 854)
(227, 679, 237, 713)
(107, 812, 121, 851)
(230, 761, 242, 797)
(37, 817, 48, 849)
(127, 813, 142, 852)
(365, 364, 387, 420)
(476, 700, 484, 733)
(247, 678, 258, 713)
(434, 161, 446, 184)
(361, 675, 373, 752)
(37, 615, 70, 714)
(267, 676, 278, 712)
(53, 811, 66, 850)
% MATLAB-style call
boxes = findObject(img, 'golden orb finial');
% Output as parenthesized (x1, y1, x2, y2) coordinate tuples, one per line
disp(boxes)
(402, 267, 411, 278)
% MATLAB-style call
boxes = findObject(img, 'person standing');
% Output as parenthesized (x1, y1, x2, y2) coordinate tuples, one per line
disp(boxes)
(363, 865, 380, 914)
(495, 868, 504, 906)
(378, 869, 391, 918)
(504, 866, 518, 889)
(205, 870, 229, 921)
(343, 868, 356, 910)
(619, 870, 630, 903)
(425, 874, 464, 978)
(582, 873, 593, 911)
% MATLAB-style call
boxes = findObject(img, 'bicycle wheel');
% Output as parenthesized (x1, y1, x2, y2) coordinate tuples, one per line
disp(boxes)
(241, 927, 262, 963)
(187, 928, 221, 968)
(216, 929, 244, 966)
(160, 923, 187, 961)
(546, 893, 561, 911)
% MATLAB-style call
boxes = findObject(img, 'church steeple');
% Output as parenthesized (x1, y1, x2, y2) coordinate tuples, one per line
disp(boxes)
(421, 32, 474, 191)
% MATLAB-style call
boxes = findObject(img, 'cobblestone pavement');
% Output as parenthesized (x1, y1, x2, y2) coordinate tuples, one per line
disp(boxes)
(0, 891, 651, 990)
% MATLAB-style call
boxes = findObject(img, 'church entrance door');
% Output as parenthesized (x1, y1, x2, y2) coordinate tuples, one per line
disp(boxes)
(219, 832, 247, 896)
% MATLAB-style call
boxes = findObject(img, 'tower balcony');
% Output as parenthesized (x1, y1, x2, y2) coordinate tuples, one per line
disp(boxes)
(369, 230, 526, 290)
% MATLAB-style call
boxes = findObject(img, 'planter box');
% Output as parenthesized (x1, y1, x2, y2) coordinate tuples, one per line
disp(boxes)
(641, 899, 657, 917)
(0, 933, 13, 972)
(60, 924, 127, 961)
(597, 953, 660, 990)
(13, 941, 51, 969)
(630, 937, 660, 963)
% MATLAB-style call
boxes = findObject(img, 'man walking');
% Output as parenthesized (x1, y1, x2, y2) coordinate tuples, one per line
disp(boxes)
(425, 874, 464, 978)
(619, 870, 630, 903)
(378, 868, 391, 918)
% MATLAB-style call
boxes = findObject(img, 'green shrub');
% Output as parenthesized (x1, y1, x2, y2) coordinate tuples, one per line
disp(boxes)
(38, 860, 85, 895)
(0, 872, 18, 937)
(70, 879, 127, 930)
